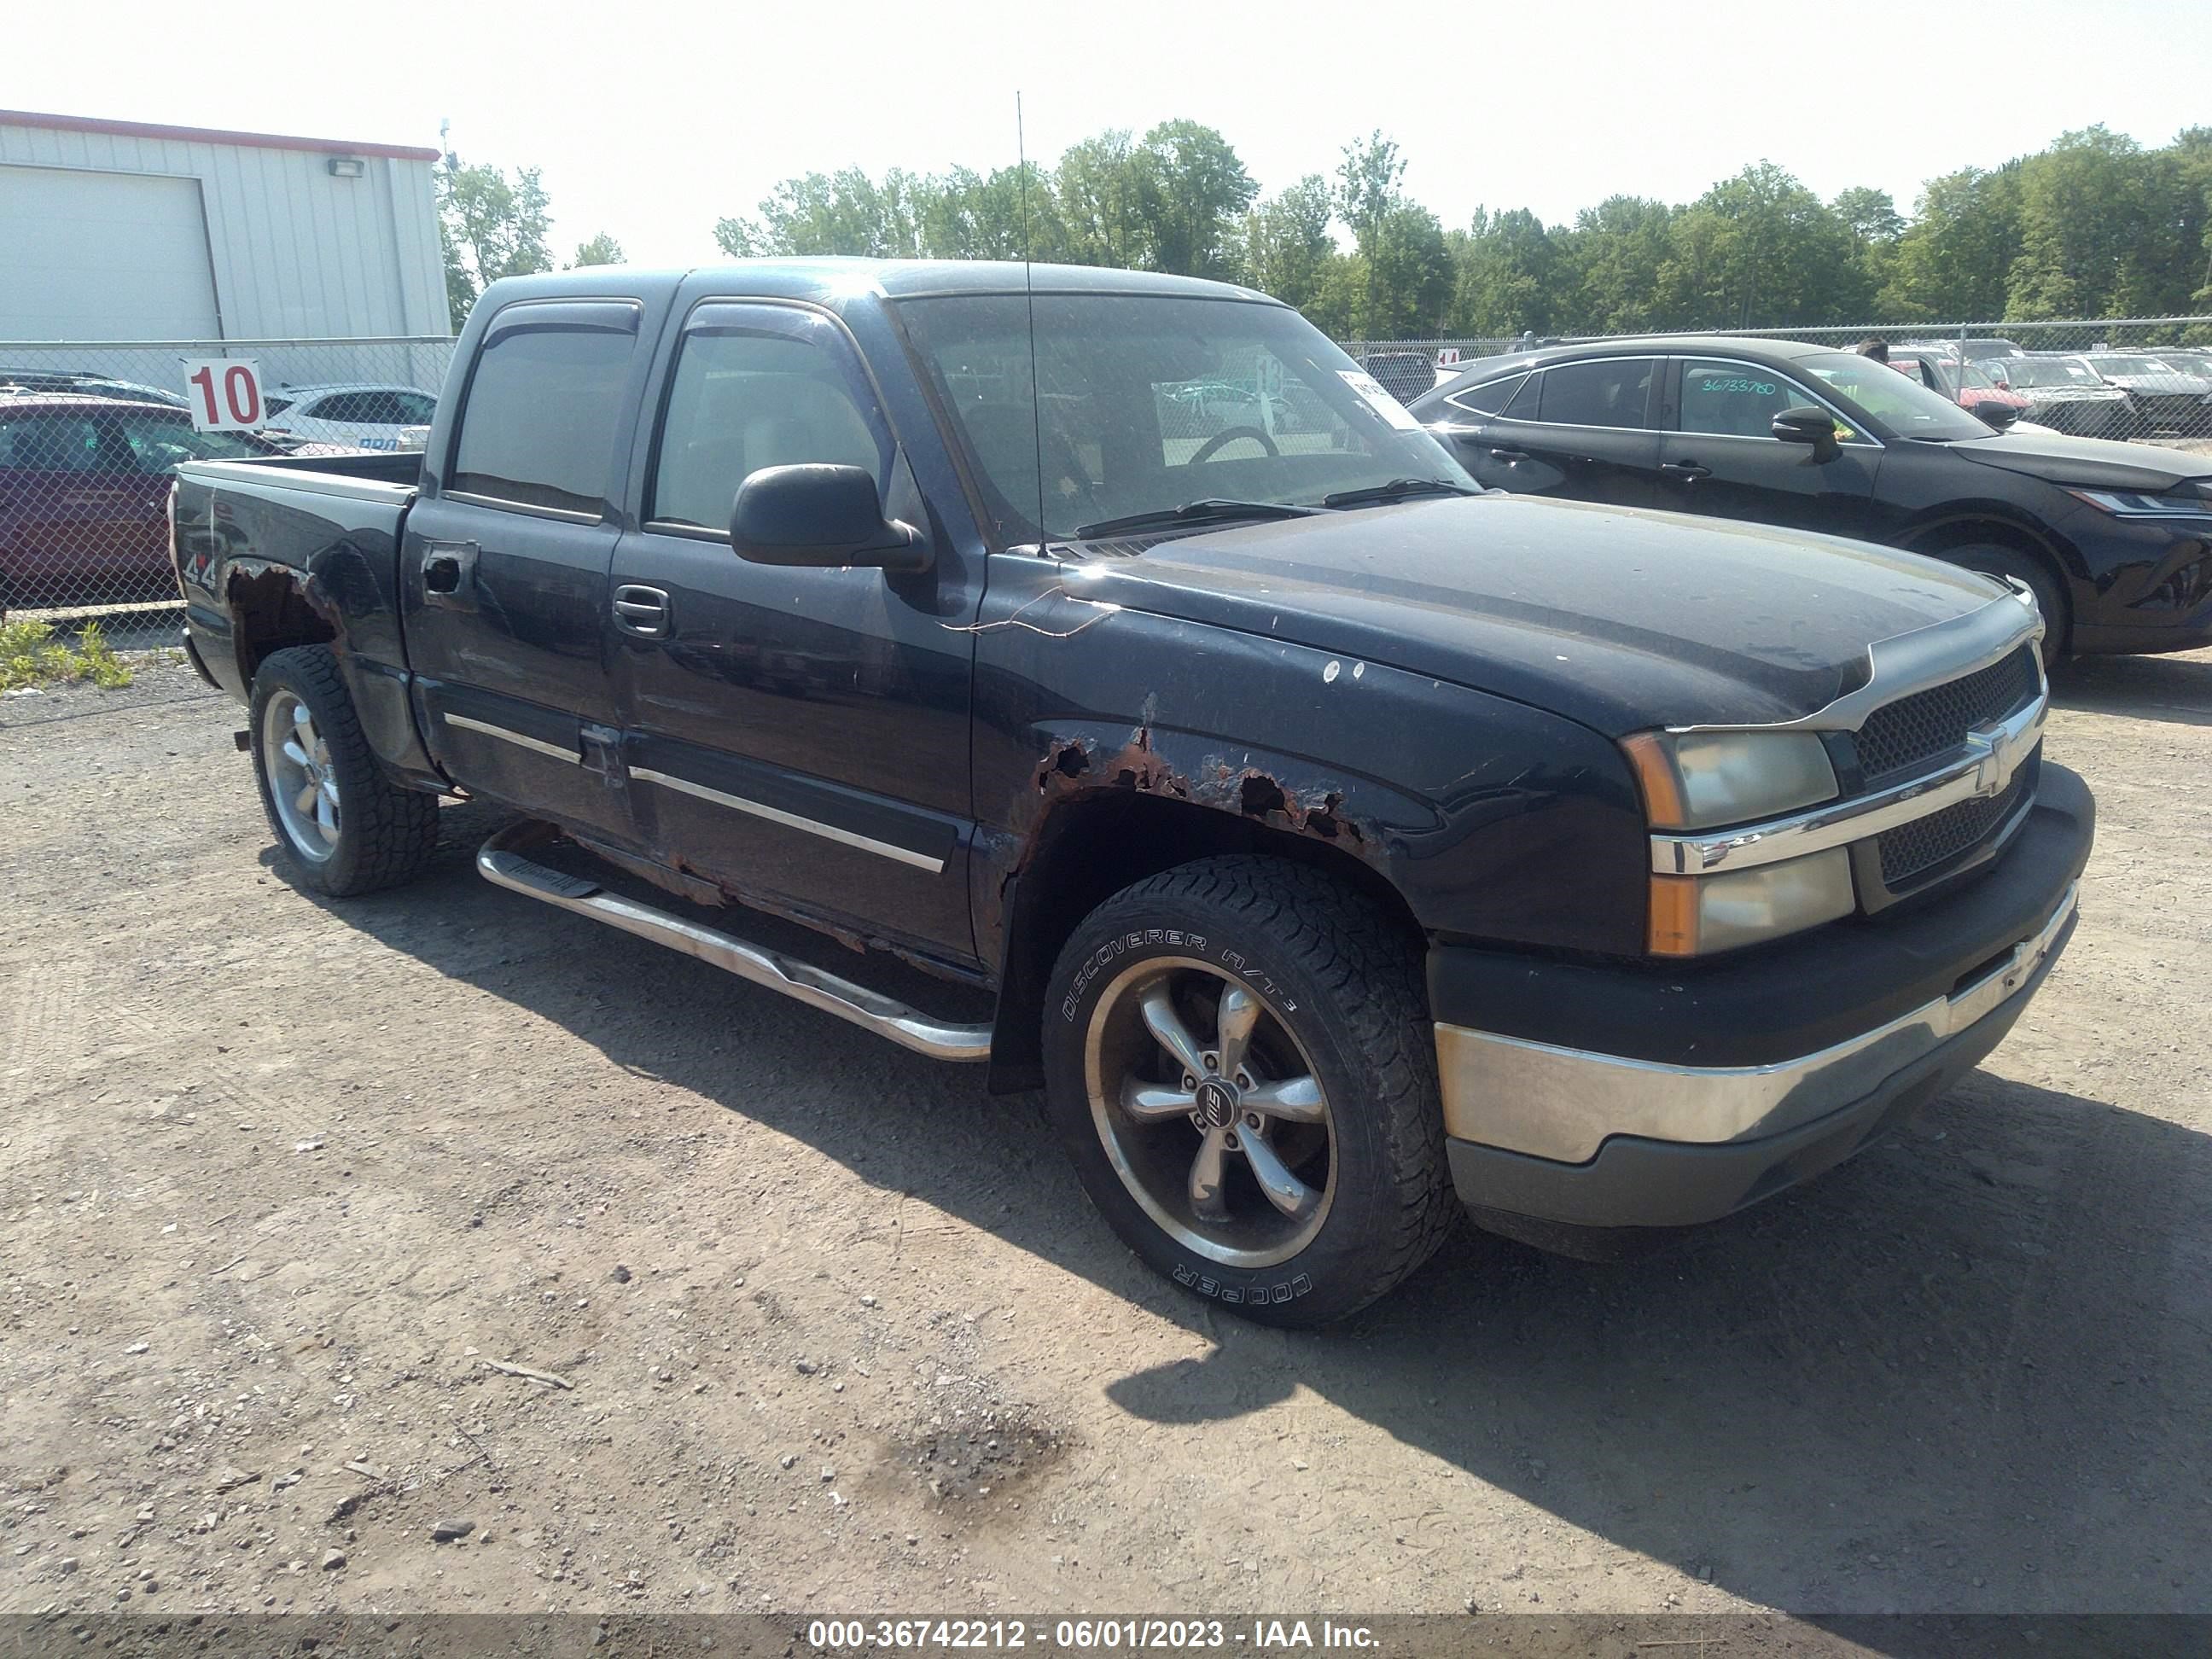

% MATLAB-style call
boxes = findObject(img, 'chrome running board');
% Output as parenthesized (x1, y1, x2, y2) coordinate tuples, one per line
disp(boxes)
(476, 824, 992, 1062)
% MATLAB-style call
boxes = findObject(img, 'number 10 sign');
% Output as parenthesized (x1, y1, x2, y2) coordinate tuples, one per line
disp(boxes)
(181, 358, 265, 431)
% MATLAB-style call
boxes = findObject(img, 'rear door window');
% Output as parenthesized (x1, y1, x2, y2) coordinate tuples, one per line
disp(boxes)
(450, 301, 642, 515)
(1535, 358, 1655, 428)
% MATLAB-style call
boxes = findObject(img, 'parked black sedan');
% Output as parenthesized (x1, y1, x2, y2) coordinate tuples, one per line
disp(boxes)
(1412, 336, 2212, 661)
(1999, 355, 2139, 439)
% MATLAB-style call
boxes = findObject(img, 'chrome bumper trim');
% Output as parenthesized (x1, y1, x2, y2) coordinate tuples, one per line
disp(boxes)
(1435, 883, 2077, 1163)
(1650, 691, 2046, 876)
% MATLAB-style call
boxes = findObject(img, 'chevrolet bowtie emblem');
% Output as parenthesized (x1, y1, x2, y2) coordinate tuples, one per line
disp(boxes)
(1964, 721, 2007, 798)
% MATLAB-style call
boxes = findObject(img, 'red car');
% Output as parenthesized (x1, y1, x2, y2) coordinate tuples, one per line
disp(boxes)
(1887, 350, 2033, 428)
(0, 394, 347, 608)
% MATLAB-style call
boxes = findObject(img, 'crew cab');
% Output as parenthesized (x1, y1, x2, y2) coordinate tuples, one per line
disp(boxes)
(170, 262, 2093, 1324)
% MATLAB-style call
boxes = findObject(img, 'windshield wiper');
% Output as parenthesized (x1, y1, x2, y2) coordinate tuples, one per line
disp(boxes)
(1320, 477, 1481, 509)
(1074, 499, 1321, 539)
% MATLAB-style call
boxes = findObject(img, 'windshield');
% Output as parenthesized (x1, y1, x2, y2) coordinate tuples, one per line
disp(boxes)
(113, 411, 271, 471)
(895, 293, 1471, 542)
(1797, 350, 1994, 439)
(2088, 356, 2169, 376)
(2009, 358, 2105, 388)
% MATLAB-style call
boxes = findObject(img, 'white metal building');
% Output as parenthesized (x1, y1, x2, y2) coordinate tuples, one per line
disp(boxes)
(0, 108, 448, 343)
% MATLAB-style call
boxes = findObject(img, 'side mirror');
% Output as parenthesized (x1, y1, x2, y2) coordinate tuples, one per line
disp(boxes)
(729, 463, 929, 573)
(1772, 405, 1837, 450)
(1976, 401, 2022, 431)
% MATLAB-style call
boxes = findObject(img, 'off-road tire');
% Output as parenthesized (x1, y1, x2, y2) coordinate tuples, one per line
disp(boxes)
(1042, 856, 1456, 1327)
(249, 645, 439, 896)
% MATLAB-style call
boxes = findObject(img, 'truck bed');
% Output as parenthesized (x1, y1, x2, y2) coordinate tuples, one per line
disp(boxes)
(171, 451, 427, 709)
(178, 447, 423, 500)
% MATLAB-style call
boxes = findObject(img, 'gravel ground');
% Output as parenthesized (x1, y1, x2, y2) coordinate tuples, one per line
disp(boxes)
(1, 647, 2208, 1626)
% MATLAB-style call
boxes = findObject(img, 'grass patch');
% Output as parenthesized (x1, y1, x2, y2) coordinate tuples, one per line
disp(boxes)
(0, 619, 135, 691)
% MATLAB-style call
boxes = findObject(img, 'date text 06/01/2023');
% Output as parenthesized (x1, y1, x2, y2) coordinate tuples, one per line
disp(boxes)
(804, 1619, 1382, 1651)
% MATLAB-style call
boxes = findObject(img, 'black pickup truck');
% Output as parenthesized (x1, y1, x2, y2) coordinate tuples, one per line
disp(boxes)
(171, 261, 2093, 1324)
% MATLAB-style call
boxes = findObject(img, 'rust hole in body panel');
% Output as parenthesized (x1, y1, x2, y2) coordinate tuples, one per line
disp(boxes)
(1038, 742, 1092, 790)
(1238, 774, 1289, 818)
(1012, 719, 1379, 895)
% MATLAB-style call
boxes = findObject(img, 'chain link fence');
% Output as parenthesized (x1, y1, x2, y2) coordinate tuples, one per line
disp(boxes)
(1, 337, 453, 619)
(10, 317, 2212, 625)
(1343, 317, 2212, 448)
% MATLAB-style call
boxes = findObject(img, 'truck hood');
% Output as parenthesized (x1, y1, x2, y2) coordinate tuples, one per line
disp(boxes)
(1064, 494, 2010, 736)
(1939, 426, 2212, 492)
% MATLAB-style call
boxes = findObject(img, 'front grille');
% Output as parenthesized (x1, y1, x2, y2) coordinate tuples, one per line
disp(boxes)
(2146, 394, 2206, 430)
(1854, 645, 2040, 781)
(1877, 754, 2036, 888)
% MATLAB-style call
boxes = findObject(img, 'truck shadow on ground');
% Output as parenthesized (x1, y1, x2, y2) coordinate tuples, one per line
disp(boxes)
(269, 814, 2210, 1627)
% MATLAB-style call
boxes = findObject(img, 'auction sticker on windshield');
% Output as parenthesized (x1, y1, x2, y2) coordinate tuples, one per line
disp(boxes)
(1337, 369, 1423, 430)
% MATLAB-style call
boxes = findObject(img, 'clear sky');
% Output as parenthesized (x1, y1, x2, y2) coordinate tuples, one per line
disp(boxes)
(9, 0, 2209, 268)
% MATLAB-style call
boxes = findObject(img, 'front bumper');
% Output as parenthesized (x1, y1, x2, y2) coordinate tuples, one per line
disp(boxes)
(1430, 762, 2093, 1236)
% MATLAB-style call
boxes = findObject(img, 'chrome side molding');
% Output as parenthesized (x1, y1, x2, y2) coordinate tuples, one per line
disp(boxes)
(475, 824, 990, 1063)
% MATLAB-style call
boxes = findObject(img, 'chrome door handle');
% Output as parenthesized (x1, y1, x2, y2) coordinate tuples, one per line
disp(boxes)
(1487, 447, 1529, 463)
(613, 584, 671, 637)
(1662, 462, 1712, 481)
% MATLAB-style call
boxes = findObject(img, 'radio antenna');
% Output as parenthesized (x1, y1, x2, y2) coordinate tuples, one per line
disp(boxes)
(1018, 91, 1046, 550)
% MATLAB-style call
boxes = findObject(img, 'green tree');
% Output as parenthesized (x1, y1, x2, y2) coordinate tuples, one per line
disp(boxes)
(714, 166, 928, 258)
(1364, 203, 1453, 337)
(1334, 130, 1406, 253)
(2176, 127, 2212, 307)
(2002, 127, 2208, 318)
(1057, 131, 1146, 267)
(1333, 131, 1407, 329)
(1557, 196, 1674, 333)
(707, 120, 2212, 340)
(1128, 121, 1258, 278)
(571, 231, 624, 267)
(437, 157, 554, 329)
(1239, 174, 1338, 311)
(1831, 186, 1906, 252)
(1878, 164, 2021, 320)
(1656, 162, 1866, 328)
(1447, 207, 1563, 337)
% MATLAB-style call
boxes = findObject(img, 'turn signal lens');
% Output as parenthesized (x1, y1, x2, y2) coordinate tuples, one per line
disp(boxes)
(1648, 848, 1856, 956)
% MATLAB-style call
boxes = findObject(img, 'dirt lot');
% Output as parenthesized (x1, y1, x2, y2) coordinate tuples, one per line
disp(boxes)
(1, 646, 2208, 1625)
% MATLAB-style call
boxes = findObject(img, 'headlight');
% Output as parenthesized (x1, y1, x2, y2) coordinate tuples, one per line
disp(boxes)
(2067, 487, 2212, 518)
(1621, 729, 1838, 830)
(1649, 848, 1856, 956)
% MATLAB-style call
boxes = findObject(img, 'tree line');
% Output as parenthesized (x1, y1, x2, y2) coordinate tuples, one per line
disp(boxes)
(435, 154, 624, 329)
(435, 125, 2212, 339)
(715, 123, 2212, 340)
